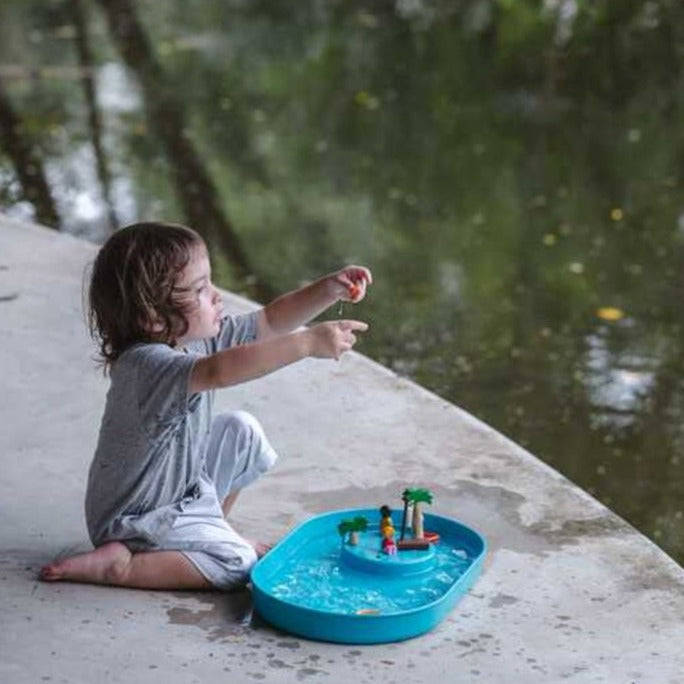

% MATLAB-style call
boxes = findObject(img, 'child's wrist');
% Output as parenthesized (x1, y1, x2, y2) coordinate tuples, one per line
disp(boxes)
(296, 329, 314, 357)
(320, 274, 339, 302)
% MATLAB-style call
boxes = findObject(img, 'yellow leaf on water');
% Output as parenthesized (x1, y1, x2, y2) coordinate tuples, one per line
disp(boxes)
(610, 207, 624, 221)
(354, 91, 380, 110)
(596, 307, 625, 321)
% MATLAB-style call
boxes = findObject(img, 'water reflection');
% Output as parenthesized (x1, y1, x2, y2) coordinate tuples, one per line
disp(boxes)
(1, 0, 682, 565)
(584, 328, 657, 429)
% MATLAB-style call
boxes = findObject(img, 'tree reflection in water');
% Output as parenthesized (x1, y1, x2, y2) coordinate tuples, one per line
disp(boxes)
(0, 0, 682, 564)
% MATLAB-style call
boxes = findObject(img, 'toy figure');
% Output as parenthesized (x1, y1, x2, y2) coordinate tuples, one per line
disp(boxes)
(381, 523, 397, 556)
(379, 505, 393, 535)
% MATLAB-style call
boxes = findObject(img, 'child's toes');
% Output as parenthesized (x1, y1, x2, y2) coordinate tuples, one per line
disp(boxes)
(39, 563, 62, 581)
(251, 541, 273, 558)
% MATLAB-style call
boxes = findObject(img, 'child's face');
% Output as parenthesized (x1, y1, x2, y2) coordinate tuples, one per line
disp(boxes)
(173, 246, 223, 344)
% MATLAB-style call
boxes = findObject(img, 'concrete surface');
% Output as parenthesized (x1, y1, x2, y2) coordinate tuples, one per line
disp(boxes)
(1, 216, 683, 684)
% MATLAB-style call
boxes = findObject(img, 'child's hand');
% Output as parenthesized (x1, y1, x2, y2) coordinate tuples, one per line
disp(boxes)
(330, 266, 372, 304)
(308, 320, 369, 359)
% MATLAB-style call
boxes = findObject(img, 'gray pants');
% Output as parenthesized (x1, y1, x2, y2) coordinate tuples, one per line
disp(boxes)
(169, 411, 278, 589)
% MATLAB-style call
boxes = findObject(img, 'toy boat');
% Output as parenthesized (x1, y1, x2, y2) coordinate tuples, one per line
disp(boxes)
(251, 506, 486, 644)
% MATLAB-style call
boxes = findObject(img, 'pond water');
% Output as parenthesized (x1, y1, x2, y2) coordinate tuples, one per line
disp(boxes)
(1, 1, 682, 565)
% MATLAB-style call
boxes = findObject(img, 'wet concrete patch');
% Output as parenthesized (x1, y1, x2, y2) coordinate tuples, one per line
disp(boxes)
(528, 513, 632, 545)
(165, 589, 262, 641)
(488, 593, 519, 608)
(297, 479, 632, 559)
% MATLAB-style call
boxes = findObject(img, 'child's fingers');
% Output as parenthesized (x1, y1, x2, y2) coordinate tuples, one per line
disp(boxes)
(347, 282, 363, 302)
(338, 266, 373, 295)
(347, 265, 372, 284)
(338, 320, 369, 333)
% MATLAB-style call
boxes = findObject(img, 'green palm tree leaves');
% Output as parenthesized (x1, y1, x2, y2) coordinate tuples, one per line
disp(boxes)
(403, 488, 433, 505)
(337, 521, 353, 537)
(337, 516, 369, 541)
(352, 516, 368, 532)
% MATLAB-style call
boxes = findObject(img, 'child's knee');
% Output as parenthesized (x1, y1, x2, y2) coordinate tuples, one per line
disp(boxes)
(223, 410, 278, 472)
(208, 544, 258, 591)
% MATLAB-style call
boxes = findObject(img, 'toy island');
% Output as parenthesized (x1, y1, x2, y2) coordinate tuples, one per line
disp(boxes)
(337, 487, 440, 558)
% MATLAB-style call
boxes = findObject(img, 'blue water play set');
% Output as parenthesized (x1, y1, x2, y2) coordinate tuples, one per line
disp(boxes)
(251, 488, 487, 644)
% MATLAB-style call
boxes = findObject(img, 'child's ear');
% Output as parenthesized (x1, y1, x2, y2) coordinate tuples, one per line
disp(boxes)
(139, 313, 165, 335)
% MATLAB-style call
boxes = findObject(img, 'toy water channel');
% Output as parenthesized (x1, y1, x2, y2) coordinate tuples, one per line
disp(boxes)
(251, 492, 487, 644)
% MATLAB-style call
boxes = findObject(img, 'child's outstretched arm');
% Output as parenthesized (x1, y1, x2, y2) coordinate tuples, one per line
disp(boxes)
(256, 265, 372, 340)
(190, 318, 368, 393)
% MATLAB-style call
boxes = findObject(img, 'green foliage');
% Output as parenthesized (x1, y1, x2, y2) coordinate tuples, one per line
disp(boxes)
(352, 516, 368, 532)
(403, 488, 434, 505)
(338, 516, 368, 539)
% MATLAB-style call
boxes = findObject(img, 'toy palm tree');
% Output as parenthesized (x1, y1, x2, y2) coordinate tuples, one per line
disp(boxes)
(337, 520, 353, 545)
(409, 488, 433, 539)
(337, 516, 368, 546)
(399, 489, 412, 541)
(349, 516, 368, 545)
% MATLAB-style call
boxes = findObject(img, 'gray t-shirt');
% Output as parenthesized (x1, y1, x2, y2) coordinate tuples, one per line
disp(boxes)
(85, 311, 258, 548)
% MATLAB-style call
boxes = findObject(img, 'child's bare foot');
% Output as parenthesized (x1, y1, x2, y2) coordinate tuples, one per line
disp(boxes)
(40, 541, 131, 584)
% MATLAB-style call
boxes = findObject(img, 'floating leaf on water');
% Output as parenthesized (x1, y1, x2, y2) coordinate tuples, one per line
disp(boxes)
(596, 306, 625, 321)
(543, 233, 557, 246)
(355, 11, 379, 28)
(354, 91, 380, 110)
(568, 262, 584, 274)
(52, 25, 77, 40)
(610, 207, 624, 221)
(157, 41, 174, 56)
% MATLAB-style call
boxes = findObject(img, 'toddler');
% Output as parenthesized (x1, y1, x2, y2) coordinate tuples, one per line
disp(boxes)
(40, 221, 370, 590)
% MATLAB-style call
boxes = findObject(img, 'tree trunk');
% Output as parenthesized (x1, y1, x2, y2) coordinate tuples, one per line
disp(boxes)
(0, 81, 59, 228)
(400, 497, 409, 540)
(95, 0, 275, 302)
(413, 503, 424, 539)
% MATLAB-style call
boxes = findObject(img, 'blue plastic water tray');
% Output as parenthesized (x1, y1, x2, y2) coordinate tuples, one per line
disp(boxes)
(251, 508, 486, 644)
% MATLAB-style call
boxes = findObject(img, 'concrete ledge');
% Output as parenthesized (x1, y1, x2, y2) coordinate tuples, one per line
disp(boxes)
(1, 216, 683, 683)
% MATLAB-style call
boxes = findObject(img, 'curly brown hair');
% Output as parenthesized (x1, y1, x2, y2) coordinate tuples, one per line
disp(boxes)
(88, 221, 205, 370)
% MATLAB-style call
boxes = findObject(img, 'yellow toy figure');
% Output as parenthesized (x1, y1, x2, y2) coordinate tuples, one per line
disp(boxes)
(381, 523, 397, 556)
(379, 505, 393, 535)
